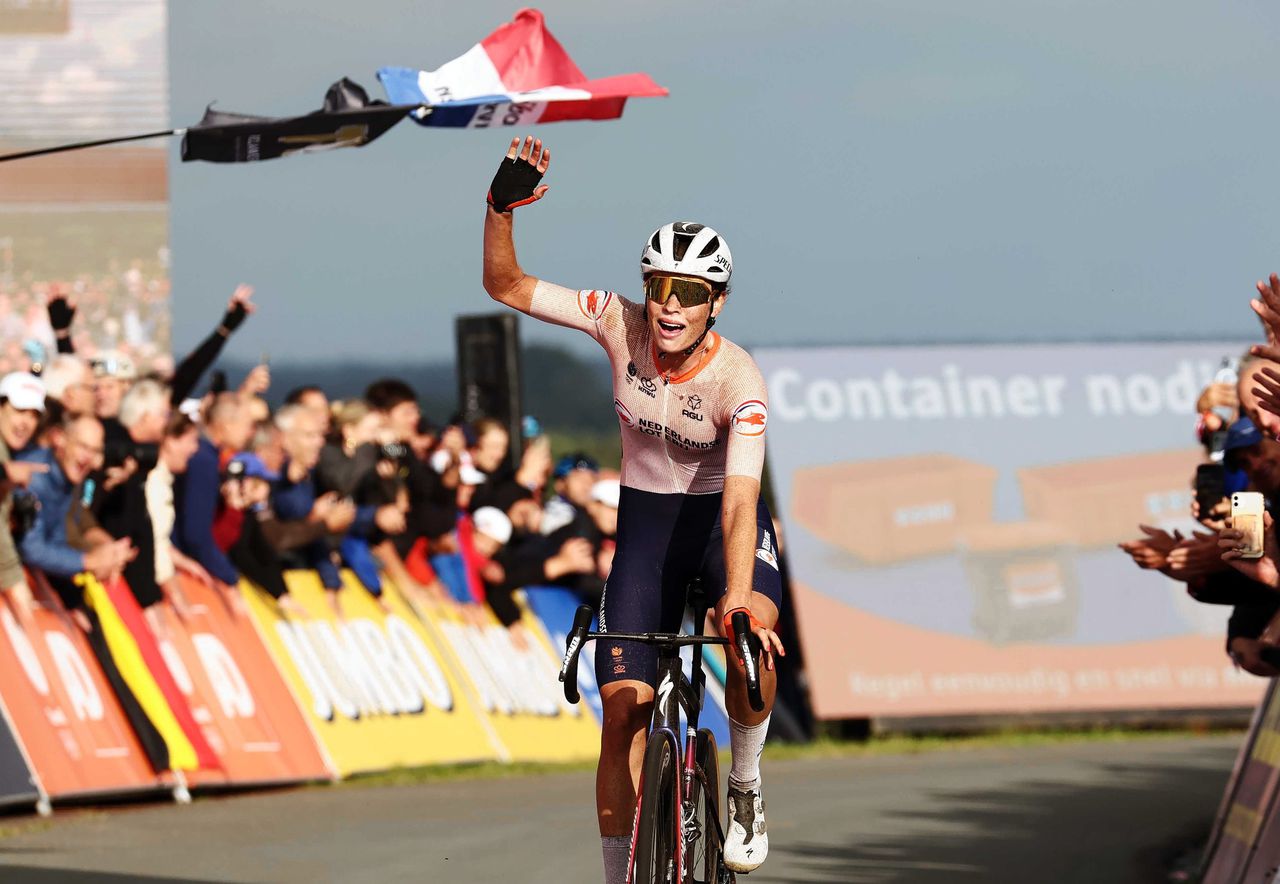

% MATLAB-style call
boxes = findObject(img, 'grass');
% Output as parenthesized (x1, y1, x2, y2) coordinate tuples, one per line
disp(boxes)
(327, 725, 1244, 789)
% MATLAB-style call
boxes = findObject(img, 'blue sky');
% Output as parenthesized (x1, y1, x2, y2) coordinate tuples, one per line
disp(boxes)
(167, 0, 1280, 363)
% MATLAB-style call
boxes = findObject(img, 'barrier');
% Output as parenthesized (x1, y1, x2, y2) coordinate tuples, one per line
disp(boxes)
(1201, 681, 1280, 881)
(245, 570, 498, 775)
(155, 575, 333, 786)
(0, 575, 161, 801)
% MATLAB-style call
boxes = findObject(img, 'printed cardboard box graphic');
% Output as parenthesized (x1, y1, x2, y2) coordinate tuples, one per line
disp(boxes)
(1017, 449, 1202, 547)
(959, 522, 1078, 645)
(791, 454, 998, 564)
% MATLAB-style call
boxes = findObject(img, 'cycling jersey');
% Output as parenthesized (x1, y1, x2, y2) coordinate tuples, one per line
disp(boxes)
(529, 281, 770, 495)
(528, 281, 782, 687)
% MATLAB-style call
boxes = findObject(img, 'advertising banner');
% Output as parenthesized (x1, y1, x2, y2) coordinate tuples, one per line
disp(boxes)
(422, 594, 602, 763)
(0, 576, 159, 799)
(151, 575, 332, 786)
(756, 342, 1266, 719)
(244, 571, 499, 776)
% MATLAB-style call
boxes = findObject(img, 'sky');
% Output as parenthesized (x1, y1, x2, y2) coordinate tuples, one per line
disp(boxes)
(165, 0, 1280, 365)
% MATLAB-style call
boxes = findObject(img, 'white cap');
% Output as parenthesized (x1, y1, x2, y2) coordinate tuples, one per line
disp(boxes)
(0, 372, 46, 413)
(178, 398, 203, 421)
(472, 506, 512, 545)
(590, 478, 621, 508)
(459, 464, 487, 486)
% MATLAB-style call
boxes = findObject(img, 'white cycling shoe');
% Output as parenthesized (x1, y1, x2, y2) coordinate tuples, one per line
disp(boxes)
(724, 784, 768, 873)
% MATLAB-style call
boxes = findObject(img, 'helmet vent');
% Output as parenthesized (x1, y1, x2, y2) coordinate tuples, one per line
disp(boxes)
(649, 231, 661, 252)
(672, 233, 694, 262)
(697, 236, 721, 259)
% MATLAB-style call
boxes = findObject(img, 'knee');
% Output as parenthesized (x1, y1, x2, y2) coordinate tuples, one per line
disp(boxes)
(601, 687, 652, 744)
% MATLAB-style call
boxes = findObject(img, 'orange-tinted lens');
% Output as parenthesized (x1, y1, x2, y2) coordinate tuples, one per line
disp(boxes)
(644, 276, 714, 307)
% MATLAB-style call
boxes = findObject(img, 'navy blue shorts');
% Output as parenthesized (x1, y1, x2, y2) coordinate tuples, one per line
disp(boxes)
(596, 485, 783, 688)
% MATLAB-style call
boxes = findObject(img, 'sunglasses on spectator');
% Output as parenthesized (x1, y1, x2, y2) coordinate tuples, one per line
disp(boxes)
(644, 276, 717, 308)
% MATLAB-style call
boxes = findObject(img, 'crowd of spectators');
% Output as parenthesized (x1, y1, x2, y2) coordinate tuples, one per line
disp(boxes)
(1121, 274, 1280, 678)
(0, 284, 617, 645)
(0, 263, 171, 377)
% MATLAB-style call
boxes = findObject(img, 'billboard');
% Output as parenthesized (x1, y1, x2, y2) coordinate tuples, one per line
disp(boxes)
(756, 342, 1267, 719)
(0, 0, 170, 374)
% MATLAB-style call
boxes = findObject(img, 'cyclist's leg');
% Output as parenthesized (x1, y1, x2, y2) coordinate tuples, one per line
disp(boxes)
(704, 496, 784, 727)
(704, 498, 784, 872)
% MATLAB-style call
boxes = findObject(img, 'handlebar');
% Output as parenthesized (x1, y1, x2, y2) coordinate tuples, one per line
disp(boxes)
(731, 610, 765, 713)
(558, 605, 594, 705)
(557, 604, 764, 712)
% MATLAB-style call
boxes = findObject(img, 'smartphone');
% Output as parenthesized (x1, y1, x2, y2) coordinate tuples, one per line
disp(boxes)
(1231, 492, 1266, 559)
(1195, 464, 1227, 516)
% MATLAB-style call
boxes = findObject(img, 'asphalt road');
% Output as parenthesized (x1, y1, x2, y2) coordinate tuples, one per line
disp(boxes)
(0, 733, 1241, 883)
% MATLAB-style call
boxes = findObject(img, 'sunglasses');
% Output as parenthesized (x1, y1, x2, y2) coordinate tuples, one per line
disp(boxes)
(644, 276, 717, 308)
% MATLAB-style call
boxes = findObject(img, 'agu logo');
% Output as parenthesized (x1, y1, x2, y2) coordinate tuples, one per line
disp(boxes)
(614, 398, 636, 427)
(731, 400, 768, 437)
(578, 289, 613, 321)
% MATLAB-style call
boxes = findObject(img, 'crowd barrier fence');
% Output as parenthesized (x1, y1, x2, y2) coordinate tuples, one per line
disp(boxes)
(0, 565, 606, 813)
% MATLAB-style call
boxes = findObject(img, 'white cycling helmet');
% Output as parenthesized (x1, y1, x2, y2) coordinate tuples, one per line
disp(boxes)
(640, 222, 732, 287)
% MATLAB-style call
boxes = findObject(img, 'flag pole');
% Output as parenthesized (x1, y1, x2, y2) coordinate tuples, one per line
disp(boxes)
(0, 129, 187, 164)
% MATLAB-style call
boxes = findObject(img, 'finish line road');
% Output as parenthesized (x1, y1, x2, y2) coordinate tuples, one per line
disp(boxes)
(0, 734, 1239, 883)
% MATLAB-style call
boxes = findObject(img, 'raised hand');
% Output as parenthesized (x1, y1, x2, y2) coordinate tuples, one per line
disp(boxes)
(1250, 365, 1280, 422)
(1220, 511, 1280, 588)
(1252, 273, 1280, 362)
(487, 136, 551, 212)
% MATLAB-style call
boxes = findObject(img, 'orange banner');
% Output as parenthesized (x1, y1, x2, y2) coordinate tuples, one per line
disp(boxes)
(149, 575, 333, 786)
(794, 582, 1264, 719)
(0, 575, 159, 799)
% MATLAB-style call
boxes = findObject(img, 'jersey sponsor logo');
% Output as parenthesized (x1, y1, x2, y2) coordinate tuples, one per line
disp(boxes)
(577, 289, 613, 321)
(635, 417, 721, 451)
(614, 398, 636, 427)
(639, 376, 658, 398)
(731, 400, 768, 437)
(611, 646, 623, 657)
(756, 548, 779, 570)
(683, 394, 704, 422)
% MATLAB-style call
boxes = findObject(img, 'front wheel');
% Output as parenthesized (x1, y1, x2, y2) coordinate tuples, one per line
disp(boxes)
(634, 733, 679, 884)
(687, 728, 721, 884)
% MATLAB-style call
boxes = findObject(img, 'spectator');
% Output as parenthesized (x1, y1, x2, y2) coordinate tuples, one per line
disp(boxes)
(88, 350, 136, 448)
(41, 354, 94, 419)
(271, 404, 356, 613)
(285, 385, 331, 436)
(366, 378, 455, 552)
(20, 415, 135, 607)
(173, 393, 255, 601)
(542, 452, 599, 535)
(145, 412, 213, 622)
(0, 372, 49, 617)
(97, 378, 170, 609)
(216, 453, 312, 617)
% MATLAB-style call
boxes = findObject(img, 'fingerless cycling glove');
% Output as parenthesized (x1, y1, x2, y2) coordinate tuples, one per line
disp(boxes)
(487, 155, 544, 213)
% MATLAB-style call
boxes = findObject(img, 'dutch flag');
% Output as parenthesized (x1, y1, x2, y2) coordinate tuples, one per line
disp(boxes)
(378, 8, 668, 129)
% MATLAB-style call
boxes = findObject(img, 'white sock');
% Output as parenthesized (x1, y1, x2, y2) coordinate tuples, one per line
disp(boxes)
(602, 834, 630, 884)
(728, 715, 771, 792)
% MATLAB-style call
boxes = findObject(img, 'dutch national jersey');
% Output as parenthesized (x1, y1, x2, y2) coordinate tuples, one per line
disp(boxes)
(529, 280, 769, 495)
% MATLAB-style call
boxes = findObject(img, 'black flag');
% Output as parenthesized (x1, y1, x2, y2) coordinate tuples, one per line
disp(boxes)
(180, 78, 423, 163)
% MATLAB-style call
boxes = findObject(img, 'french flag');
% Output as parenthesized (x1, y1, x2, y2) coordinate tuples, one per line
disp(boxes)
(378, 8, 667, 128)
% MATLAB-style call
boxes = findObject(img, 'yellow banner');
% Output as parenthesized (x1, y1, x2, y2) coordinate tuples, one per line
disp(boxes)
(426, 595, 602, 763)
(244, 571, 499, 776)
(244, 571, 601, 776)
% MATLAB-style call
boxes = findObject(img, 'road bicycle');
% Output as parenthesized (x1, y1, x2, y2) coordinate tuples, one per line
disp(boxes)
(559, 581, 764, 884)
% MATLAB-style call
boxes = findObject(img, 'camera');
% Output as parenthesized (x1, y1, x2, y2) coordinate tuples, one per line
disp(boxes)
(379, 442, 409, 463)
(103, 438, 158, 474)
(9, 492, 39, 539)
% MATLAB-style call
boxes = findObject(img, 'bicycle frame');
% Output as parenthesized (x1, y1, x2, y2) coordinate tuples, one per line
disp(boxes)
(558, 588, 761, 884)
